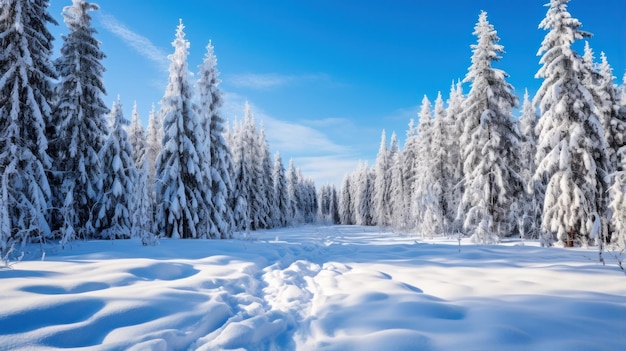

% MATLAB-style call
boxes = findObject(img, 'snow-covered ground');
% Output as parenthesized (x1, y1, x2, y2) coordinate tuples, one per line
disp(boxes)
(1, 225, 625, 351)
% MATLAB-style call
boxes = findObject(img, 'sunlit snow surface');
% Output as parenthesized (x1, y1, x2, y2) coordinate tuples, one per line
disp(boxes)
(1, 225, 625, 350)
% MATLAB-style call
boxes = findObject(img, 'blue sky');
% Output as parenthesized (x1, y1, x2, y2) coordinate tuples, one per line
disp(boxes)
(48, 0, 625, 186)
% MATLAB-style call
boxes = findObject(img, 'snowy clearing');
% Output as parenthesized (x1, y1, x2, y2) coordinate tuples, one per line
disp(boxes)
(1, 225, 625, 351)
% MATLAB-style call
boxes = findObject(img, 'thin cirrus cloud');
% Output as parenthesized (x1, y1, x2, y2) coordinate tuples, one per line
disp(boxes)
(222, 92, 347, 154)
(98, 12, 170, 71)
(227, 73, 332, 90)
(222, 93, 361, 185)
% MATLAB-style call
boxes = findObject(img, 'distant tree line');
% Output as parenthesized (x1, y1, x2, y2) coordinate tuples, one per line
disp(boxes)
(336, 1, 626, 249)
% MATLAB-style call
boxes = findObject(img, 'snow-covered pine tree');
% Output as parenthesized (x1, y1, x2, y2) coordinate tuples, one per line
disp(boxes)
(388, 134, 408, 230)
(49, 0, 109, 244)
(519, 89, 541, 239)
(155, 20, 212, 239)
(414, 95, 443, 237)
(330, 185, 340, 224)
(339, 174, 355, 225)
(432, 92, 451, 233)
(457, 11, 523, 243)
(300, 174, 318, 223)
(272, 152, 289, 227)
(287, 159, 302, 224)
(444, 80, 465, 233)
(0, 0, 57, 250)
(144, 104, 161, 177)
(127, 101, 146, 169)
(197, 40, 233, 239)
(95, 98, 136, 239)
(258, 123, 276, 229)
(231, 133, 250, 234)
(401, 118, 419, 228)
(317, 185, 332, 223)
(596, 53, 625, 170)
(354, 162, 374, 226)
(372, 130, 392, 227)
(533, 0, 610, 247)
(132, 160, 156, 245)
(609, 151, 626, 250)
(241, 103, 269, 230)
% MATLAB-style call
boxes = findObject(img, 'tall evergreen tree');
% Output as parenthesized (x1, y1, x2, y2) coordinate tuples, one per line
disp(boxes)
(354, 162, 374, 226)
(317, 185, 333, 223)
(402, 118, 419, 228)
(431, 92, 450, 232)
(127, 101, 146, 169)
(239, 103, 269, 230)
(50, 0, 109, 244)
(258, 123, 275, 228)
(533, 0, 610, 247)
(272, 152, 289, 227)
(0, 0, 57, 250)
(330, 185, 340, 224)
(300, 174, 318, 223)
(519, 89, 541, 238)
(458, 11, 522, 243)
(445, 80, 465, 233)
(414, 95, 442, 236)
(197, 40, 233, 238)
(231, 132, 250, 234)
(287, 159, 301, 224)
(339, 174, 355, 225)
(155, 21, 211, 239)
(388, 136, 407, 230)
(609, 155, 626, 249)
(144, 103, 161, 177)
(133, 161, 156, 245)
(596, 52, 625, 169)
(95, 98, 136, 239)
(372, 130, 392, 226)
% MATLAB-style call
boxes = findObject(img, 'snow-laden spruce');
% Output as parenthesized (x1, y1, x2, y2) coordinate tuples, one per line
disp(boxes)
(353, 161, 374, 226)
(0, 0, 57, 252)
(519, 90, 542, 239)
(457, 11, 523, 244)
(51, 0, 109, 244)
(414, 95, 444, 237)
(287, 159, 302, 224)
(127, 101, 146, 169)
(228, 103, 276, 231)
(388, 133, 408, 230)
(317, 184, 339, 224)
(372, 130, 392, 227)
(197, 41, 234, 239)
(230, 123, 251, 234)
(95, 98, 137, 239)
(144, 104, 162, 178)
(401, 118, 419, 226)
(444, 80, 466, 232)
(258, 123, 276, 229)
(582, 43, 625, 173)
(432, 92, 455, 234)
(155, 21, 212, 239)
(339, 174, 355, 225)
(533, 0, 610, 247)
(272, 152, 290, 227)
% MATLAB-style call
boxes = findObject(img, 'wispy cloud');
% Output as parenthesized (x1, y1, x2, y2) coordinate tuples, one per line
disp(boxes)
(223, 93, 346, 154)
(227, 73, 332, 90)
(98, 13, 169, 71)
(222, 92, 363, 186)
(295, 155, 361, 186)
